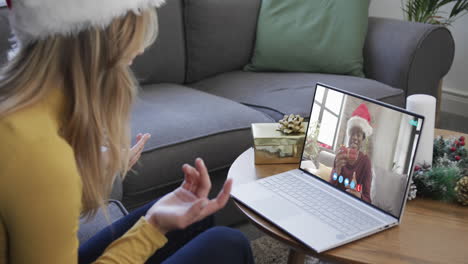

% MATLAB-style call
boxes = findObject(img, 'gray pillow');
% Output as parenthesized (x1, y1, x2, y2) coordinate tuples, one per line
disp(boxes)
(184, 0, 261, 83)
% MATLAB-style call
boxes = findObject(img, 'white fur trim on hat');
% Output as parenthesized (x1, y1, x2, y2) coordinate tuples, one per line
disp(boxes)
(347, 116, 373, 138)
(8, 0, 166, 45)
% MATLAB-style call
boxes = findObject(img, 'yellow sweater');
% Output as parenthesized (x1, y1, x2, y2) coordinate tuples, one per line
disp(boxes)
(0, 88, 167, 263)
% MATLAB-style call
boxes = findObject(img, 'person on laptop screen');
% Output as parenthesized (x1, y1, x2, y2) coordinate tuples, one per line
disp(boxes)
(329, 103, 373, 203)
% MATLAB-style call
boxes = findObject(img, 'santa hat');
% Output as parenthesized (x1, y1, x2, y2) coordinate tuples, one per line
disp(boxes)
(6, 0, 166, 46)
(347, 103, 373, 138)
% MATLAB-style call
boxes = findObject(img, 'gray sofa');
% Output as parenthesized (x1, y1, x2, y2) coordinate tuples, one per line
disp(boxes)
(0, 0, 454, 236)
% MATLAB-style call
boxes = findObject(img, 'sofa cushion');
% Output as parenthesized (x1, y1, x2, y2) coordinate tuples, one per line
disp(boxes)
(123, 84, 273, 208)
(192, 71, 405, 121)
(78, 200, 128, 245)
(131, 0, 186, 84)
(245, 0, 369, 77)
(184, 0, 261, 83)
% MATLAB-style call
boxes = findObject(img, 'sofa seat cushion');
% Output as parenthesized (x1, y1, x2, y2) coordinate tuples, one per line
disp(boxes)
(78, 200, 128, 245)
(192, 71, 405, 121)
(0, 9, 11, 66)
(124, 84, 273, 208)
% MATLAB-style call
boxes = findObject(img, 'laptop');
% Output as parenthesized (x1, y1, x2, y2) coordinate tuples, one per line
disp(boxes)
(231, 83, 425, 253)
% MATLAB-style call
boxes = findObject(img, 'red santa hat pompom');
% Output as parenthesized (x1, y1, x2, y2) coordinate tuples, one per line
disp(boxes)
(6, 0, 166, 46)
(347, 103, 373, 138)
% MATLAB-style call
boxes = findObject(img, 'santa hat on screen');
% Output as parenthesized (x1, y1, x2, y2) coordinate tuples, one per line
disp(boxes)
(347, 103, 373, 138)
(5, 0, 166, 46)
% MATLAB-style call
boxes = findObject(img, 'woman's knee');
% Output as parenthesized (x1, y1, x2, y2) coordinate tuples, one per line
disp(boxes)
(160, 226, 253, 264)
(203, 226, 251, 253)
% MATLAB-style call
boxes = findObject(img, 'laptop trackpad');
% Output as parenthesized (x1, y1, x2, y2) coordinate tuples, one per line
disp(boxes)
(251, 195, 302, 221)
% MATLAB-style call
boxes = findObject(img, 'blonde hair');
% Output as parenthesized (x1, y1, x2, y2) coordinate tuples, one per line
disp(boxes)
(0, 9, 158, 217)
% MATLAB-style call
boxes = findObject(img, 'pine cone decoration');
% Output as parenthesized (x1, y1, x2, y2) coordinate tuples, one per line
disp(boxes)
(407, 180, 417, 200)
(277, 114, 306, 134)
(455, 176, 468, 206)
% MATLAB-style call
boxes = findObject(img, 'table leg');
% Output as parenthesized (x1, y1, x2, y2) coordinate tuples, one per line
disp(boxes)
(287, 248, 306, 264)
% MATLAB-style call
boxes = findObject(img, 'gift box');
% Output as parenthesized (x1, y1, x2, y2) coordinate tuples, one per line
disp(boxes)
(252, 123, 307, 164)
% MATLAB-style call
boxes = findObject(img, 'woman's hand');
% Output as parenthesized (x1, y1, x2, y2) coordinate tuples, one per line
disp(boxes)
(345, 173, 362, 198)
(334, 148, 348, 175)
(128, 133, 151, 171)
(145, 158, 233, 234)
(346, 188, 362, 199)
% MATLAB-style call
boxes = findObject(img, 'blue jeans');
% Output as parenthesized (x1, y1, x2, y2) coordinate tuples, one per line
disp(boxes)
(79, 200, 254, 264)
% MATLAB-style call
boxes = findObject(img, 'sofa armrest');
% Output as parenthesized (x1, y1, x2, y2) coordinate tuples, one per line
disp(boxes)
(364, 17, 455, 103)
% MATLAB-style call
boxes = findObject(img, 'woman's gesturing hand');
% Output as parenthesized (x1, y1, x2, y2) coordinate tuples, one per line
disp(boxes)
(144, 158, 233, 234)
(334, 149, 348, 175)
(128, 133, 151, 171)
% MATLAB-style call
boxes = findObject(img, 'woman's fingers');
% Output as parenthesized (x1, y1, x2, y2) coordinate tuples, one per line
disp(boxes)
(194, 158, 211, 198)
(129, 157, 137, 168)
(129, 152, 141, 167)
(215, 178, 232, 206)
(181, 164, 200, 193)
(128, 133, 151, 170)
(199, 178, 233, 218)
(130, 133, 151, 156)
(139, 134, 151, 148)
(180, 158, 212, 198)
(336, 160, 344, 168)
(336, 152, 347, 162)
(151, 177, 231, 232)
(181, 164, 194, 191)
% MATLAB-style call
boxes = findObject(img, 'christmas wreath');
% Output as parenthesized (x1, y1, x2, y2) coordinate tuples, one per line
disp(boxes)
(410, 135, 468, 205)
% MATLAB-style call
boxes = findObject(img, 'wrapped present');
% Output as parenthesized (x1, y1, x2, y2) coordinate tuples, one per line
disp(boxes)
(252, 123, 307, 164)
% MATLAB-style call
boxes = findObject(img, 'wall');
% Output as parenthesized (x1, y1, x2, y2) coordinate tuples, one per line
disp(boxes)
(369, 0, 468, 117)
(373, 108, 403, 172)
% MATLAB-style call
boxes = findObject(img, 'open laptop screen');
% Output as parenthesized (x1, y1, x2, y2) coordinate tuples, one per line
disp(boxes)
(300, 84, 424, 218)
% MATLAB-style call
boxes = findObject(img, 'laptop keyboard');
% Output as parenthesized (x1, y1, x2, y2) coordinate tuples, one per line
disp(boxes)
(258, 173, 381, 236)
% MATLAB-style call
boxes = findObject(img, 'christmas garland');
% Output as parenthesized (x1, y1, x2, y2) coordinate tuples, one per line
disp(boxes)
(411, 135, 468, 205)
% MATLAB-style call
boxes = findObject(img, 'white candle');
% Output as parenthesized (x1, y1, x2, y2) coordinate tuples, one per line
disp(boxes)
(406, 94, 436, 166)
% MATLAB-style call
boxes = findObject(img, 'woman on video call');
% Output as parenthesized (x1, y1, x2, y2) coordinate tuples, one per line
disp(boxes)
(0, 0, 254, 263)
(329, 104, 373, 203)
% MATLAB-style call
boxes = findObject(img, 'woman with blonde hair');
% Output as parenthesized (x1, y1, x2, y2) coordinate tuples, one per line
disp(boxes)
(0, 0, 254, 263)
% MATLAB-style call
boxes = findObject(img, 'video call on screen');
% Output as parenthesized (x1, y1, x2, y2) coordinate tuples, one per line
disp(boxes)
(300, 85, 423, 218)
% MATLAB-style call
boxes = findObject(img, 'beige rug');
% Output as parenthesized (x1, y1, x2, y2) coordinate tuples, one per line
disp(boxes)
(250, 236, 321, 264)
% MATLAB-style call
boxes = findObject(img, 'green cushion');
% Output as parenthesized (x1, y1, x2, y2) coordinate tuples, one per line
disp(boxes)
(245, 0, 370, 77)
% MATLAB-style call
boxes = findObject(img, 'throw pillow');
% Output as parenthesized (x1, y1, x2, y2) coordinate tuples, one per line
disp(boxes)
(245, 0, 370, 77)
